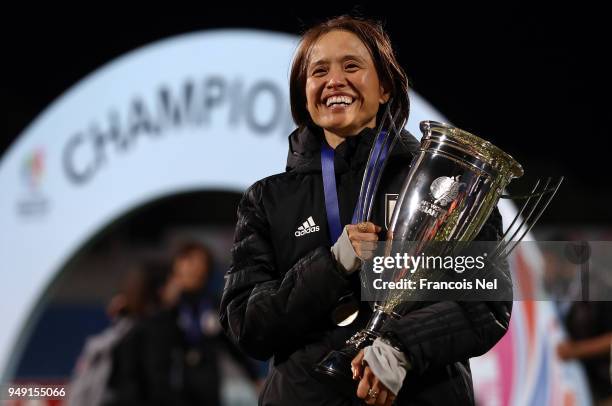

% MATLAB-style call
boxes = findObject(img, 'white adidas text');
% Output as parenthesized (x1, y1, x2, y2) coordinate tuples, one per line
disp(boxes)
(295, 216, 320, 237)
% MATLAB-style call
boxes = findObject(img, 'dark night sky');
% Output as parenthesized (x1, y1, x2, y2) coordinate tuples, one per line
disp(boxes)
(1, 4, 609, 225)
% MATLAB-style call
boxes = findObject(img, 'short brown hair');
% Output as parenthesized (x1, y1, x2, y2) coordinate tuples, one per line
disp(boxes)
(173, 240, 212, 270)
(289, 15, 409, 132)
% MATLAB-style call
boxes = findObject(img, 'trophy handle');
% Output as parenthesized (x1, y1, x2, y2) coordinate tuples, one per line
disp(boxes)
(354, 102, 392, 223)
(363, 111, 402, 222)
(489, 176, 564, 260)
(355, 104, 403, 223)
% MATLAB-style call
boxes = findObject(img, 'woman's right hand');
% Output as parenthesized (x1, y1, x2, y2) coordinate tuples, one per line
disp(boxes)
(346, 222, 382, 259)
(331, 221, 382, 274)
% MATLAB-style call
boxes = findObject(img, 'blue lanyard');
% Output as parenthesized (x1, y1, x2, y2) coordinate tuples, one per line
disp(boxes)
(178, 298, 210, 345)
(321, 131, 390, 243)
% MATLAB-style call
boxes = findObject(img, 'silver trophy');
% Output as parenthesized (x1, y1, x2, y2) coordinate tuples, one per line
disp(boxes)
(314, 117, 563, 395)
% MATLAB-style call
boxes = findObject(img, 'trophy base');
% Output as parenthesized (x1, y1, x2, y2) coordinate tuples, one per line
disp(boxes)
(313, 346, 360, 397)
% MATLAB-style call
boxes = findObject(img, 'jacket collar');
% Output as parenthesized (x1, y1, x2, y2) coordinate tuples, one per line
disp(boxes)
(285, 125, 420, 173)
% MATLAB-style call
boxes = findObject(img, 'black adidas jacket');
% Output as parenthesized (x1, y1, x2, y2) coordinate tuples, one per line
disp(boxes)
(220, 125, 512, 405)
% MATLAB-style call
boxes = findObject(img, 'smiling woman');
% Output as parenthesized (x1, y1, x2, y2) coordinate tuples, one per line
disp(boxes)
(304, 30, 390, 148)
(289, 16, 409, 148)
(219, 15, 510, 406)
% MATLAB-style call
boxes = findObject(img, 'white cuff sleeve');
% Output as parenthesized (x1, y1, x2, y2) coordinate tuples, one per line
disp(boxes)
(363, 337, 409, 396)
(330, 226, 361, 274)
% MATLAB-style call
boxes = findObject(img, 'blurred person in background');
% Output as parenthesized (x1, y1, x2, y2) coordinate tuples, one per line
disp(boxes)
(68, 262, 168, 406)
(558, 301, 612, 405)
(134, 241, 261, 406)
(548, 236, 612, 405)
(556, 253, 612, 406)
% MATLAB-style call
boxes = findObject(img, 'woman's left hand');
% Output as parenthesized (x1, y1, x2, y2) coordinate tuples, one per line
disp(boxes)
(351, 349, 396, 405)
